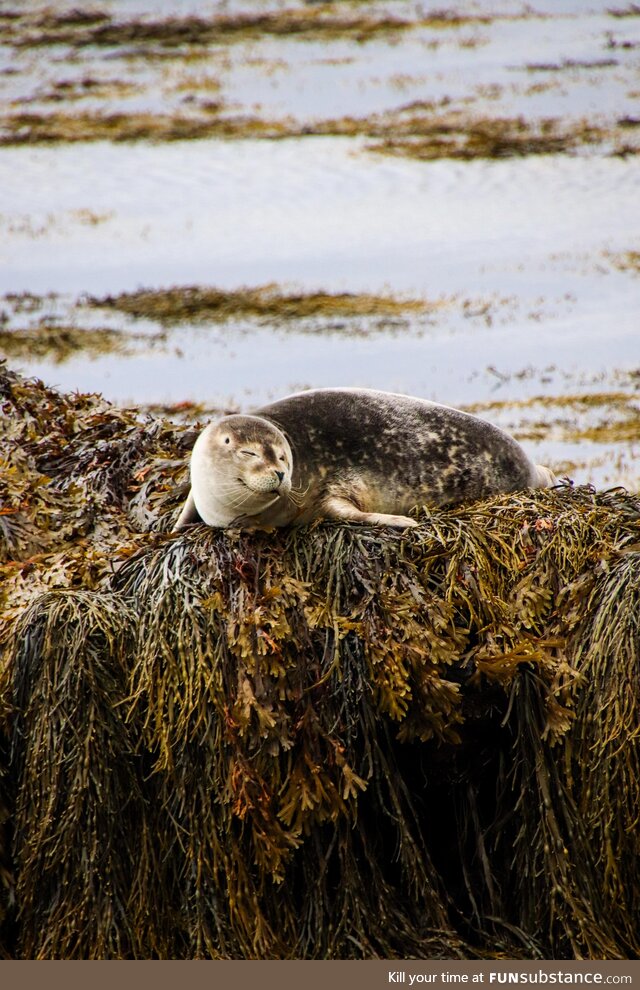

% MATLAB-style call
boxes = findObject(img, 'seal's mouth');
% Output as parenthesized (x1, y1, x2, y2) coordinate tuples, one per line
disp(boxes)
(237, 477, 281, 496)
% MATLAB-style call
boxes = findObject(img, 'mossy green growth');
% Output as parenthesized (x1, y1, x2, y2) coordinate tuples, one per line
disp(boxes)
(1, 361, 640, 959)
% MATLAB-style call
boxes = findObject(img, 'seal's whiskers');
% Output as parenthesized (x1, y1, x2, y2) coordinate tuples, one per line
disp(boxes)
(287, 484, 309, 508)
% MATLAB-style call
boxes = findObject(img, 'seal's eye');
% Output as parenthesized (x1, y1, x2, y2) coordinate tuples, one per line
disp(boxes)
(279, 455, 287, 463)
(240, 449, 257, 457)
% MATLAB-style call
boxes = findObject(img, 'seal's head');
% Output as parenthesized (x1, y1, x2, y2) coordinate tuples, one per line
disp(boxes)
(190, 414, 293, 526)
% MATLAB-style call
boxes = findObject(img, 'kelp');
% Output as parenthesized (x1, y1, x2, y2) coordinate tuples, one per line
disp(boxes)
(1, 360, 639, 959)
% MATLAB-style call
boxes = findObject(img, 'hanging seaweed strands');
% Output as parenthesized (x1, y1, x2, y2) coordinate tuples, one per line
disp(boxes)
(176, 388, 557, 531)
(1, 362, 639, 960)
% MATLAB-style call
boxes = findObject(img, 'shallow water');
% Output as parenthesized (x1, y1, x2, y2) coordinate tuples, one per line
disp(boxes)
(1, 0, 639, 488)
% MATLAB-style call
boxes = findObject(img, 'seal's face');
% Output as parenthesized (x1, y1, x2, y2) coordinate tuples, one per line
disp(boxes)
(191, 414, 293, 525)
(214, 417, 292, 496)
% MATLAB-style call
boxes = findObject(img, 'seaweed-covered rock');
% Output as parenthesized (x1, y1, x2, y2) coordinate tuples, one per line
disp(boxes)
(1, 361, 639, 959)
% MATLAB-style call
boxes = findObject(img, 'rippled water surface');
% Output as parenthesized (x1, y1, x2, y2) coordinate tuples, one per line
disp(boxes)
(1, 0, 639, 487)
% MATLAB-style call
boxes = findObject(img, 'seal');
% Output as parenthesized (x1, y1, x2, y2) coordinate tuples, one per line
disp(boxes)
(175, 387, 557, 530)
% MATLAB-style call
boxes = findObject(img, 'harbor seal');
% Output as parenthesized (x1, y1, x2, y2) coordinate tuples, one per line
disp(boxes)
(175, 387, 557, 531)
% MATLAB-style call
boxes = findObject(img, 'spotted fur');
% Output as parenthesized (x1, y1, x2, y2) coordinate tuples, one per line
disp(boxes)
(176, 388, 556, 530)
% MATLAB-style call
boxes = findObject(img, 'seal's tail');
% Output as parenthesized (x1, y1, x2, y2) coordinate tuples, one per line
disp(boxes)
(532, 464, 558, 489)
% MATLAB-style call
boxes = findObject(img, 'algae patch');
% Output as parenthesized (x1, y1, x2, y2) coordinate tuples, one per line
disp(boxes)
(0, 290, 170, 365)
(7, 9, 413, 50)
(607, 249, 640, 274)
(2, 104, 633, 159)
(0, 323, 166, 364)
(364, 111, 615, 161)
(17, 77, 139, 106)
(2, 3, 638, 162)
(464, 390, 640, 450)
(608, 4, 640, 16)
(87, 284, 435, 328)
(0, 109, 295, 146)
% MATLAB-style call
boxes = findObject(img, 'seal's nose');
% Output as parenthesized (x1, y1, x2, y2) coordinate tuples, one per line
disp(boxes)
(275, 470, 285, 483)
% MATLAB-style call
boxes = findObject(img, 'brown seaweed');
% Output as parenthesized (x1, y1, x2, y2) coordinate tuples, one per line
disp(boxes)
(1, 361, 639, 958)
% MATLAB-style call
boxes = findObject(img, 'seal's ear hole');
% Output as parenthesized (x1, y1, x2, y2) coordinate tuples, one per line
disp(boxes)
(224, 437, 230, 444)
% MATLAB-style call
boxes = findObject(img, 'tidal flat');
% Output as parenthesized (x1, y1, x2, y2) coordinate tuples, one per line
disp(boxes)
(0, 0, 638, 490)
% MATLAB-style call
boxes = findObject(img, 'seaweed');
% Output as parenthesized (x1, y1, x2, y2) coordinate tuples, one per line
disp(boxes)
(87, 284, 430, 327)
(1, 361, 640, 958)
(608, 249, 640, 274)
(9, 592, 147, 958)
(0, 323, 156, 364)
(608, 3, 640, 15)
(0, 110, 295, 146)
(365, 113, 609, 162)
(9, 10, 412, 50)
(1, 106, 628, 159)
(2, 5, 637, 162)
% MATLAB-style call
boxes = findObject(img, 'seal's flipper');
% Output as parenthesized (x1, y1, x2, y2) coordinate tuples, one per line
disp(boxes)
(322, 494, 418, 530)
(175, 489, 203, 529)
(533, 464, 558, 488)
